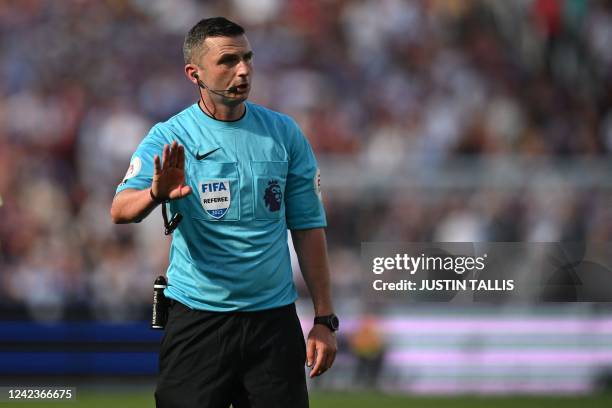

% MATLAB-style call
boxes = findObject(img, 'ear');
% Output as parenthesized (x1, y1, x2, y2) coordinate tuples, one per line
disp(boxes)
(184, 64, 200, 85)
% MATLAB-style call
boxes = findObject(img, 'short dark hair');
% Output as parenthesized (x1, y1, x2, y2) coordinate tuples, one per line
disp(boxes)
(183, 17, 245, 64)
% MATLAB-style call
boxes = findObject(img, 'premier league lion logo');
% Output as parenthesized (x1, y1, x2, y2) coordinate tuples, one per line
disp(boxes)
(264, 180, 282, 212)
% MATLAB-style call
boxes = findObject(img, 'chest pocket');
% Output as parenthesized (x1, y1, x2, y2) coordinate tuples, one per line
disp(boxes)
(191, 161, 240, 221)
(251, 161, 288, 220)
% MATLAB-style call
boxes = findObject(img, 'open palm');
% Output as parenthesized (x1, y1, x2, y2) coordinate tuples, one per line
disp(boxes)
(152, 141, 192, 201)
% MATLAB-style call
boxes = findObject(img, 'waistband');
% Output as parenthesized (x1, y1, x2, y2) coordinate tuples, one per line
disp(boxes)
(169, 298, 296, 317)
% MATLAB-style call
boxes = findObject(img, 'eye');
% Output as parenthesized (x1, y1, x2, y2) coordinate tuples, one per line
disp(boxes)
(218, 55, 239, 66)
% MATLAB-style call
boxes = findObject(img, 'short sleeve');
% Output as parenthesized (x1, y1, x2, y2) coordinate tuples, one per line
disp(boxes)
(115, 125, 167, 195)
(284, 120, 327, 230)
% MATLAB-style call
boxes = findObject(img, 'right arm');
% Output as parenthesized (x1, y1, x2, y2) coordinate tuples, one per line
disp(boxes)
(110, 141, 192, 224)
(110, 188, 159, 224)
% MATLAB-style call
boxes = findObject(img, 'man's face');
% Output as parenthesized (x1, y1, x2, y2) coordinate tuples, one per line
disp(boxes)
(195, 34, 253, 105)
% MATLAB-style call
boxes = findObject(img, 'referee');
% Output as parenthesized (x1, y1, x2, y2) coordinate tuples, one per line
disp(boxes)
(110, 17, 338, 408)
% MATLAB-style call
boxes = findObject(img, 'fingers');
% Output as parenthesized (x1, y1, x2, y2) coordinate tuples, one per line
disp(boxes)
(166, 142, 174, 168)
(154, 154, 161, 176)
(177, 145, 185, 170)
(154, 141, 190, 202)
(307, 327, 338, 378)
(324, 345, 336, 371)
(310, 339, 336, 378)
(161, 144, 169, 170)
(306, 338, 316, 369)
(310, 346, 326, 378)
(161, 141, 185, 170)
(168, 141, 179, 168)
(310, 344, 334, 378)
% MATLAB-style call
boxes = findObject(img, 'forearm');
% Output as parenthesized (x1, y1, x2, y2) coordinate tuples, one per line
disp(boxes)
(291, 228, 334, 316)
(110, 188, 159, 224)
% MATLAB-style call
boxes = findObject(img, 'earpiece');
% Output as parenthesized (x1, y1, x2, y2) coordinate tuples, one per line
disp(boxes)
(192, 72, 237, 96)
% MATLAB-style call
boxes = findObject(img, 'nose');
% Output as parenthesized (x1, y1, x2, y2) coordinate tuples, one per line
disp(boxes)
(236, 59, 251, 78)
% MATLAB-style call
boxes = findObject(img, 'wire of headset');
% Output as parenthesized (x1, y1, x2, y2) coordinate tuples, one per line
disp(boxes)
(193, 72, 219, 120)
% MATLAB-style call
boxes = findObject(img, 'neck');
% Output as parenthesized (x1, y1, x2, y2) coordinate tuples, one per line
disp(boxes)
(199, 96, 245, 121)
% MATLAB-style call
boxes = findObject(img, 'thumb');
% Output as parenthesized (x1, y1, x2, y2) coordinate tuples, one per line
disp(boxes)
(169, 185, 192, 200)
(179, 185, 192, 197)
(306, 337, 316, 367)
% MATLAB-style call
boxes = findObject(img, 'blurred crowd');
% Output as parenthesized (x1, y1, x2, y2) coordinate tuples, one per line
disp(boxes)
(1, 0, 612, 320)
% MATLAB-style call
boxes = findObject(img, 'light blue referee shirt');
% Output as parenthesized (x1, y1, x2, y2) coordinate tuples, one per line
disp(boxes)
(116, 102, 326, 311)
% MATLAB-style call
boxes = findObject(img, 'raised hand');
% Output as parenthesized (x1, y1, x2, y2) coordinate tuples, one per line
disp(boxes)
(152, 141, 192, 201)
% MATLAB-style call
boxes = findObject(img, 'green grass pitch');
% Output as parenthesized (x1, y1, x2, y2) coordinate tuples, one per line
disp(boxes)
(5, 391, 612, 407)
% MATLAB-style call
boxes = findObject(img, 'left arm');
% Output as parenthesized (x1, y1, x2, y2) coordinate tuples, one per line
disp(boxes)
(291, 227, 337, 378)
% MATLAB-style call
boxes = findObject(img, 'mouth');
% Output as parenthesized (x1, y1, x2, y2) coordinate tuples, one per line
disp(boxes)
(232, 83, 249, 93)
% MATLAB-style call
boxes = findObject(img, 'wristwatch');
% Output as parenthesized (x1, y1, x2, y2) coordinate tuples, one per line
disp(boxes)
(314, 314, 340, 332)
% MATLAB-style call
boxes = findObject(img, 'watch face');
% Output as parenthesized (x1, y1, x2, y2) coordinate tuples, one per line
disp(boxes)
(330, 315, 339, 330)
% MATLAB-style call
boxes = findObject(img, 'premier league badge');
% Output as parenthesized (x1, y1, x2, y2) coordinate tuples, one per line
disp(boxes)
(200, 179, 231, 219)
(119, 157, 142, 186)
(264, 179, 282, 212)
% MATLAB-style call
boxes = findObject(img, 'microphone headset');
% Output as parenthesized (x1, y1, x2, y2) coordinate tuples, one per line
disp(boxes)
(193, 73, 239, 96)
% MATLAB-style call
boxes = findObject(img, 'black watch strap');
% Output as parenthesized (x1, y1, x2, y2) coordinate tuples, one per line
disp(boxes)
(150, 188, 164, 204)
(314, 314, 339, 332)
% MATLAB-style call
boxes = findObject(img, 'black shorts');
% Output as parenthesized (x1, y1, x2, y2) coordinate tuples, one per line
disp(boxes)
(155, 300, 309, 408)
